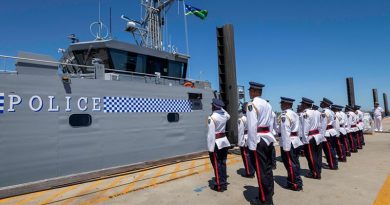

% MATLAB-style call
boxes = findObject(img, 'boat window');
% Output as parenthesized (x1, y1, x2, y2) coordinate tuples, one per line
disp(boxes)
(167, 113, 180, 122)
(109, 49, 140, 72)
(147, 56, 168, 76)
(73, 48, 110, 72)
(69, 114, 92, 127)
(188, 93, 202, 110)
(168, 61, 184, 78)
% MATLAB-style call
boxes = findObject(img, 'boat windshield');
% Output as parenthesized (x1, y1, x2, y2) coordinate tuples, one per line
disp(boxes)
(72, 48, 187, 79)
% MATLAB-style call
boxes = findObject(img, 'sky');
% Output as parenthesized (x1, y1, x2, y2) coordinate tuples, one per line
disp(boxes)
(1, 0, 390, 112)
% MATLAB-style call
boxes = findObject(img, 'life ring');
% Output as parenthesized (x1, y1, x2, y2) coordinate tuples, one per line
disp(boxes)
(183, 81, 195, 88)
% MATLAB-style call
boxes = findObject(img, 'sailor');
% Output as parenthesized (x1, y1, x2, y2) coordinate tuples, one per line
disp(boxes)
(331, 105, 347, 162)
(320, 98, 339, 170)
(238, 102, 255, 178)
(373, 102, 384, 132)
(354, 105, 364, 149)
(345, 105, 358, 153)
(297, 105, 306, 157)
(270, 109, 278, 170)
(246, 82, 275, 205)
(278, 97, 303, 191)
(312, 104, 319, 111)
(300, 97, 324, 179)
(207, 99, 231, 192)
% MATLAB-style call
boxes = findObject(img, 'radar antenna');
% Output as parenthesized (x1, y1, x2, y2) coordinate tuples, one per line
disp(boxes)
(121, 0, 176, 50)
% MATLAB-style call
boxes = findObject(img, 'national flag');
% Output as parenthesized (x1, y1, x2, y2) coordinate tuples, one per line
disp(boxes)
(185, 4, 208, 20)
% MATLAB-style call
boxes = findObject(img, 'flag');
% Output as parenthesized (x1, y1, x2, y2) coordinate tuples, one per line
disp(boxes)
(185, 4, 208, 20)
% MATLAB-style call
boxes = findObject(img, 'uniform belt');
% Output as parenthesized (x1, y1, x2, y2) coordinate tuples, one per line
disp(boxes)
(215, 133, 226, 139)
(257, 126, 270, 133)
(290, 132, 298, 137)
(244, 130, 248, 135)
(308, 129, 319, 136)
(326, 125, 333, 130)
(351, 125, 357, 128)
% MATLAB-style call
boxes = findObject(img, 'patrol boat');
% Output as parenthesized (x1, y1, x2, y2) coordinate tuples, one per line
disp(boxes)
(0, 0, 215, 196)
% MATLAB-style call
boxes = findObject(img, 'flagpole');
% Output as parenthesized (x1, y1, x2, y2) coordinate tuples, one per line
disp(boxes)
(182, 0, 190, 78)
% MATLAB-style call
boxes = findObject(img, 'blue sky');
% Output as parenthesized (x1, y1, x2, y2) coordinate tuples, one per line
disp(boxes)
(1, 0, 389, 111)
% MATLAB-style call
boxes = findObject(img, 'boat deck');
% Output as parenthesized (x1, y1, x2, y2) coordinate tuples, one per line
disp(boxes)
(1, 119, 390, 205)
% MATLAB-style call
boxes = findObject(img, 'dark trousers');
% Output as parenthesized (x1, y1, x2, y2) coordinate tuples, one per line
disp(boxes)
(240, 146, 255, 176)
(272, 145, 277, 168)
(356, 130, 363, 149)
(281, 146, 303, 190)
(348, 132, 358, 153)
(338, 134, 348, 160)
(250, 139, 274, 204)
(341, 134, 351, 157)
(304, 138, 322, 178)
(209, 145, 228, 190)
(360, 130, 365, 146)
(323, 137, 339, 169)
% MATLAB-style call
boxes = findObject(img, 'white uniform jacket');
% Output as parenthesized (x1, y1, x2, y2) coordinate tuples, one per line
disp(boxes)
(207, 109, 231, 152)
(302, 109, 325, 145)
(246, 97, 276, 151)
(356, 110, 364, 131)
(298, 112, 308, 144)
(280, 109, 303, 151)
(238, 115, 248, 147)
(321, 108, 339, 137)
(346, 111, 358, 133)
(373, 107, 384, 119)
(335, 111, 348, 135)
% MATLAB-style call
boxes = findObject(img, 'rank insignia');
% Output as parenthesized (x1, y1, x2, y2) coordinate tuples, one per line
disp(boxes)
(248, 105, 253, 111)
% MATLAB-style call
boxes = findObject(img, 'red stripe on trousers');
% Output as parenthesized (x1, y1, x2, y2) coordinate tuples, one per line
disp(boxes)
(287, 151, 297, 190)
(336, 138, 344, 160)
(253, 151, 266, 202)
(213, 152, 220, 191)
(243, 148, 250, 175)
(357, 132, 361, 148)
(344, 137, 350, 154)
(326, 141, 334, 169)
(307, 143, 317, 178)
(349, 133, 355, 151)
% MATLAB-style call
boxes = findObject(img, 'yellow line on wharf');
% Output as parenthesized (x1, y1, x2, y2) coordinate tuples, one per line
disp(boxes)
(373, 174, 390, 205)
(39, 185, 77, 205)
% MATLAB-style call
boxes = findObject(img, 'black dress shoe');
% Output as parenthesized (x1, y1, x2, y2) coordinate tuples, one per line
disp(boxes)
(210, 185, 225, 192)
(241, 173, 255, 178)
(250, 198, 273, 205)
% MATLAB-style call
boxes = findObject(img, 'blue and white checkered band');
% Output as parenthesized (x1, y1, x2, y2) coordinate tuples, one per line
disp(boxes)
(103, 97, 192, 113)
(0, 93, 4, 114)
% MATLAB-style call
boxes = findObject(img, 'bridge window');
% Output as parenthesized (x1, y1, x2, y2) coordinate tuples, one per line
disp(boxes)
(188, 93, 202, 110)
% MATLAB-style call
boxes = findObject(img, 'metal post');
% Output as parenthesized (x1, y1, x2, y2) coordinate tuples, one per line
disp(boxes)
(383, 93, 389, 116)
(346, 77, 355, 106)
(373, 88, 378, 105)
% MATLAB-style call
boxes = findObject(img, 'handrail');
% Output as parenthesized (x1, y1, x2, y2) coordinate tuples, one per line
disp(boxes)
(0, 54, 95, 68)
(105, 68, 193, 81)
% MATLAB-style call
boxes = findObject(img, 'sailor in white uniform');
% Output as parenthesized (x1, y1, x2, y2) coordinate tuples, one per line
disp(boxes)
(238, 102, 255, 178)
(331, 105, 347, 162)
(207, 98, 231, 192)
(354, 105, 364, 149)
(246, 82, 275, 205)
(278, 97, 303, 191)
(373, 102, 384, 132)
(320, 98, 339, 170)
(345, 105, 358, 153)
(301, 98, 324, 179)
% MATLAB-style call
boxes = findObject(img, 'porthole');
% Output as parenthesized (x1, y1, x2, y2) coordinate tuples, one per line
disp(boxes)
(167, 113, 179, 122)
(69, 114, 92, 127)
